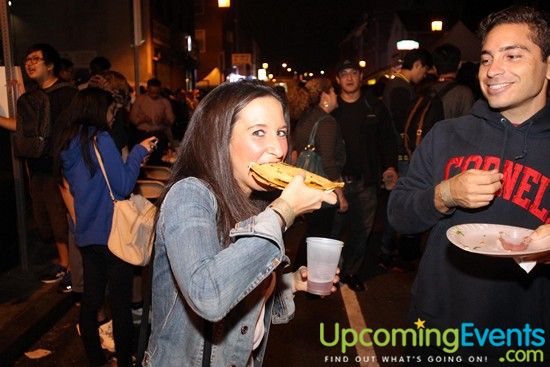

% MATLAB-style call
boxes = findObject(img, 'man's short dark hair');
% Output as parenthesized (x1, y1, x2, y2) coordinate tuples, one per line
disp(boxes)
(479, 6, 550, 59)
(336, 59, 360, 75)
(433, 44, 461, 75)
(25, 43, 61, 75)
(89, 56, 111, 75)
(402, 48, 433, 70)
(59, 58, 74, 71)
(147, 78, 162, 88)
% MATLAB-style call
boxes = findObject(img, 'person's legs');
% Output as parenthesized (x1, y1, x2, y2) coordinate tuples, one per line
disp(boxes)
(342, 182, 377, 276)
(80, 245, 108, 366)
(106, 250, 135, 367)
(42, 174, 70, 268)
(68, 229, 84, 293)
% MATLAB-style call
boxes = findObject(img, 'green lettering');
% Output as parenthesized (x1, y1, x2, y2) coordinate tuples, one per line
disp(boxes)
(341, 328, 358, 353)
(319, 323, 339, 347)
(373, 329, 391, 347)
(391, 328, 417, 347)
(359, 328, 373, 347)
(442, 328, 459, 353)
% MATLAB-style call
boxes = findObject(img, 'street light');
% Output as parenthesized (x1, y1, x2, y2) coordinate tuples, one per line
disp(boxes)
(358, 60, 366, 68)
(287, 67, 292, 72)
(396, 40, 419, 50)
(218, 0, 230, 8)
(431, 20, 443, 32)
(262, 62, 269, 69)
(281, 62, 287, 68)
(320, 70, 325, 75)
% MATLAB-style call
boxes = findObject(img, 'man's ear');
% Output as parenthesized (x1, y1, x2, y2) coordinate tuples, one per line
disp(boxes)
(546, 55, 550, 80)
(412, 60, 422, 70)
(46, 62, 55, 74)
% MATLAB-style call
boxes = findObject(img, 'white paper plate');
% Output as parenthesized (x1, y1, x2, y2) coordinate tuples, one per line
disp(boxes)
(446, 223, 550, 257)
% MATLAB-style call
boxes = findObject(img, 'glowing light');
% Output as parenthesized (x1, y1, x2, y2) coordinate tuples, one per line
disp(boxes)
(218, 0, 230, 8)
(396, 40, 419, 50)
(367, 79, 376, 85)
(358, 60, 366, 68)
(268, 73, 274, 80)
(258, 69, 267, 81)
(320, 70, 325, 75)
(281, 63, 287, 68)
(286, 67, 292, 72)
(431, 20, 443, 32)
(308, 72, 313, 77)
(262, 62, 269, 69)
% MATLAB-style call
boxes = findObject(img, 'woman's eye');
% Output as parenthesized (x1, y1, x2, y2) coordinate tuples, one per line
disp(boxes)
(277, 130, 288, 137)
(252, 129, 265, 137)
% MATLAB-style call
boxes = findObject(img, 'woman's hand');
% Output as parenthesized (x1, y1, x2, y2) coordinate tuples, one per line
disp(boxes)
(292, 266, 340, 294)
(279, 175, 337, 216)
(139, 136, 158, 154)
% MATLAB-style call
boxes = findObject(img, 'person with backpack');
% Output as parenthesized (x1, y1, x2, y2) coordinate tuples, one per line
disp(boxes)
(403, 44, 476, 157)
(0, 44, 77, 292)
(53, 88, 157, 367)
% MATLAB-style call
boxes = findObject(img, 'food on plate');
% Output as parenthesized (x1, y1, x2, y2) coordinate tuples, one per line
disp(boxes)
(498, 231, 530, 251)
(248, 162, 344, 191)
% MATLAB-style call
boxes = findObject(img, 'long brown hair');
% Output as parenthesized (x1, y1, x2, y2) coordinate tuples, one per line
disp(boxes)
(157, 80, 289, 244)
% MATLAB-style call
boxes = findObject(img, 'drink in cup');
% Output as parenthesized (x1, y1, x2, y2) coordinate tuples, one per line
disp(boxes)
(307, 237, 344, 296)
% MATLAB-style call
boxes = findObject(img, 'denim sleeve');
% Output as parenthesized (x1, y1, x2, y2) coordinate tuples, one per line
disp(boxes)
(271, 272, 295, 324)
(159, 178, 287, 322)
(95, 131, 148, 199)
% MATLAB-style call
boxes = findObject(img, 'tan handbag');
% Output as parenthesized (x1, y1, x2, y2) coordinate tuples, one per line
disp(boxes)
(93, 140, 155, 266)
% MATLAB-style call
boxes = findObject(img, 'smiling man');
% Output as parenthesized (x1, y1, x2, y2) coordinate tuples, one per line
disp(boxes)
(387, 6, 550, 365)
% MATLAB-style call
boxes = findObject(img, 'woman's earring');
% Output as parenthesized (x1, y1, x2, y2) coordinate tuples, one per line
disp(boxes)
(322, 100, 329, 108)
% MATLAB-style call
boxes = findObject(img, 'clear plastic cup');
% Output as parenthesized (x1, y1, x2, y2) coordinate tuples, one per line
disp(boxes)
(306, 237, 344, 295)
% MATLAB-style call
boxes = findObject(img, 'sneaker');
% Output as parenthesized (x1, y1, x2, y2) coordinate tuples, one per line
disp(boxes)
(57, 271, 73, 293)
(99, 320, 115, 352)
(40, 264, 67, 283)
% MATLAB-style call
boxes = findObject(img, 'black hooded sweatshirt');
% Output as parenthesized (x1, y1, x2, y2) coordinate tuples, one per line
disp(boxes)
(388, 98, 550, 365)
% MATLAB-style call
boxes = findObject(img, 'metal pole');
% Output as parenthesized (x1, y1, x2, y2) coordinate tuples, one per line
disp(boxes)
(132, 0, 143, 95)
(1, 0, 29, 271)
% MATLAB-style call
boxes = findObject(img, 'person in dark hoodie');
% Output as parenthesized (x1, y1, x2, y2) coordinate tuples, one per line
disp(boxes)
(388, 6, 550, 366)
(53, 88, 157, 367)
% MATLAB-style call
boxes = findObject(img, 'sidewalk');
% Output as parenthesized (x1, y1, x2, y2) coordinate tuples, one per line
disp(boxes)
(0, 241, 75, 366)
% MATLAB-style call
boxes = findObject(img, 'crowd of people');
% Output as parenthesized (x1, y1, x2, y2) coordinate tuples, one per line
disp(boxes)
(0, 4, 549, 367)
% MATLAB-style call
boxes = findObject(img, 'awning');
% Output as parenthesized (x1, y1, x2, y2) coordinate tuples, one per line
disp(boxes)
(196, 67, 222, 88)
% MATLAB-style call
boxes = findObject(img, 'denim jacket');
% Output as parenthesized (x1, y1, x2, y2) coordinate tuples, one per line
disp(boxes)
(144, 177, 295, 367)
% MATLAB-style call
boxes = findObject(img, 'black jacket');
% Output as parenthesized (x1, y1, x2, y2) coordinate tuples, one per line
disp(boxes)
(332, 92, 397, 186)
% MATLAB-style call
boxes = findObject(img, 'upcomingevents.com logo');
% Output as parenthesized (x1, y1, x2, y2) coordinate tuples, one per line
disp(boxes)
(319, 320, 545, 364)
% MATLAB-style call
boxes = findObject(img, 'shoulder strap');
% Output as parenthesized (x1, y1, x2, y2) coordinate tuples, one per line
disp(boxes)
(92, 137, 116, 202)
(306, 117, 324, 146)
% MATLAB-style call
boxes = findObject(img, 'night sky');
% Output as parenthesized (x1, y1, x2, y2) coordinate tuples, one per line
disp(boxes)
(236, 0, 550, 74)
